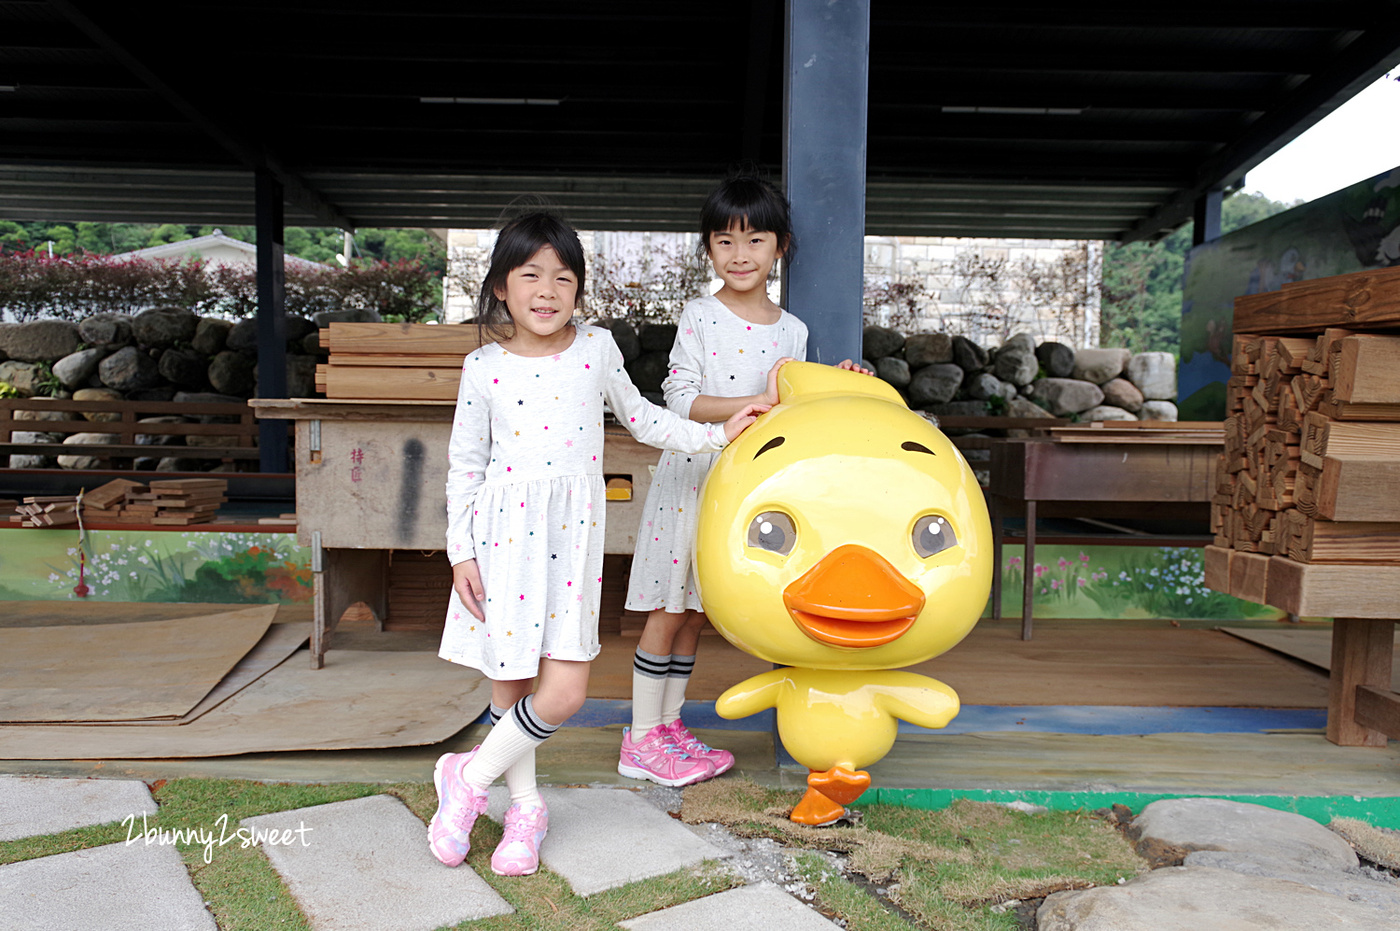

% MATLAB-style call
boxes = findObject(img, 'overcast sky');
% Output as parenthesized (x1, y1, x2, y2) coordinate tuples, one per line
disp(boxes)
(1243, 72, 1400, 204)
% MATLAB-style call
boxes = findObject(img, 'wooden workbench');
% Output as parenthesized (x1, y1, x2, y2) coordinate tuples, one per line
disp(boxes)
(251, 399, 662, 667)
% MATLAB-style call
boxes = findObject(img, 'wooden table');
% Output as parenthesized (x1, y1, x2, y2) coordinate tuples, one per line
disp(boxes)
(989, 437, 1218, 639)
(252, 399, 662, 667)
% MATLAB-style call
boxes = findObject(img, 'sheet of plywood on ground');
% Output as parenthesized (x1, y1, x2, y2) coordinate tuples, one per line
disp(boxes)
(1221, 626, 1400, 693)
(0, 605, 276, 723)
(1264, 556, 1400, 617)
(1231, 266, 1400, 333)
(590, 623, 1331, 707)
(0, 649, 491, 759)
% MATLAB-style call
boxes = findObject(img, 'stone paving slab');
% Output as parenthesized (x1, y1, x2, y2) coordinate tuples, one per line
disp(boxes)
(0, 839, 215, 931)
(618, 882, 840, 931)
(242, 793, 512, 931)
(0, 775, 156, 842)
(486, 786, 730, 896)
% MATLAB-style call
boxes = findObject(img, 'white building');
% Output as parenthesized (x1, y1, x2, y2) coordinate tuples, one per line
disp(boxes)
(110, 229, 332, 272)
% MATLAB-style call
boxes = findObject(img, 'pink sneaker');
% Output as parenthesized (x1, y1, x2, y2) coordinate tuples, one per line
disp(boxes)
(428, 748, 489, 867)
(491, 802, 549, 876)
(618, 724, 716, 787)
(665, 720, 735, 776)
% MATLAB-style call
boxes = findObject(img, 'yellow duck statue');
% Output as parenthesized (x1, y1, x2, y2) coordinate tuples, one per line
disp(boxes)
(694, 361, 992, 825)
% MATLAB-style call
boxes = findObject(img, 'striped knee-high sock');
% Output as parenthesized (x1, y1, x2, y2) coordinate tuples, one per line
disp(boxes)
(461, 694, 558, 791)
(631, 647, 670, 735)
(488, 703, 542, 808)
(659, 654, 695, 726)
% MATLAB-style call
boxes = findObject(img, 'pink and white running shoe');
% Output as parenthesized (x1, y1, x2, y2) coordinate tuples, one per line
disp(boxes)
(617, 724, 716, 787)
(428, 747, 489, 867)
(491, 802, 549, 876)
(665, 720, 735, 776)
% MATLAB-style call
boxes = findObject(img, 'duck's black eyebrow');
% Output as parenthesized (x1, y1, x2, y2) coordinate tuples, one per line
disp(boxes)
(754, 436, 786, 459)
(901, 441, 936, 455)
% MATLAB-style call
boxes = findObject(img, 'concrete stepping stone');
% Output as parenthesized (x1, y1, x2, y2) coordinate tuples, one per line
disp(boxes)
(1038, 865, 1395, 930)
(0, 775, 156, 841)
(1129, 798, 1358, 870)
(0, 840, 215, 931)
(618, 882, 841, 931)
(241, 793, 511, 931)
(486, 786, 729, 896)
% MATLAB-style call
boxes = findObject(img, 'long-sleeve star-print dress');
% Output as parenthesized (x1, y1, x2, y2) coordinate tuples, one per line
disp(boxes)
(441, 324, 729, 679)
(624, 295, 808, 614)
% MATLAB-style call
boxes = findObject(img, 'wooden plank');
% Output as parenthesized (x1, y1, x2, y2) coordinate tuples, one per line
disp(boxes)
(328, 353, 470, 368)
(1331, 335, 1400, 404)
(322, 366, 462, 401)
(1318, 399, 1400, 421)
(326, 321, 484, 356)
(1291, 516, 1400, 564)
(1233, 266, 1400, 333)
(1354, 684, 1400, 741)
(1313, 454, 1400, 522)
(81, 479, 146, 509)
(1300, 412, 1400, 468)
(1228, 551, 1270, 605)
(1327, 618, 1397, 747)
(1203, 545, 1232, 594)
(1265, 557, 1400, 617)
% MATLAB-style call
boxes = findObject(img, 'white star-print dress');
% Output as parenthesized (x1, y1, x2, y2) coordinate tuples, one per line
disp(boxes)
(441, 324, 728, 679)
(624, 295, 808, 613)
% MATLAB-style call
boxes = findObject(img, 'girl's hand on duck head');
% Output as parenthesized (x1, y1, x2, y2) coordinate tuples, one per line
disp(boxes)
(724, 403, 772, 442)
(835, 358, 876, 377)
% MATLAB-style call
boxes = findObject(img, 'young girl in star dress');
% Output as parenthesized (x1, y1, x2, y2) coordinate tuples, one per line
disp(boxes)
(619, 175, 870, 787)
(428, 211, 767, 877)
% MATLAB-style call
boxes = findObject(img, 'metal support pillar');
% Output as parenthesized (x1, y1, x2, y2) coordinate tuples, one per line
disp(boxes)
(255, 167, 290, 472)
(782, 0, 869, 365)
(1192, 189, 1223, 247)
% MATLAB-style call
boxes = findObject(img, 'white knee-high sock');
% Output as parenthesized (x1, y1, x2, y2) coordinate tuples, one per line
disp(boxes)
(660, 654, 695, 726)
(461, 695, 558, 791)
(631, 647, 670, 734)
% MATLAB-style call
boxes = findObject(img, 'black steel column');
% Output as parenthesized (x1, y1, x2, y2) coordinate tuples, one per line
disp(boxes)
(255, 167, 289, 472)
(782, 0, 869, 365)
(1193, 189, 1223, 246)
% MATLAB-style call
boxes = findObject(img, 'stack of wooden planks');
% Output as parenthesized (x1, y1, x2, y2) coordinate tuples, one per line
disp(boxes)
(1207, 264, 1400, 615)
(9, 496, 80, 527)
(315, 322, 482, 400)
(1047, 422, 1223, 444)
(79, 477, 228, 525)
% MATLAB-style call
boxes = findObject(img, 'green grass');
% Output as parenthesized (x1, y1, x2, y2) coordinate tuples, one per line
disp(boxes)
(1, 776, 1148, 930)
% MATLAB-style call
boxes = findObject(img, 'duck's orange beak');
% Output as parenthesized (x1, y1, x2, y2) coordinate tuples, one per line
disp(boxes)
(783, 544, 924, 648)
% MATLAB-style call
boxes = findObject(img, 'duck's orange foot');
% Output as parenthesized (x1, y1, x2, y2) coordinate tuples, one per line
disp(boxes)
(789, 766, 871, 826)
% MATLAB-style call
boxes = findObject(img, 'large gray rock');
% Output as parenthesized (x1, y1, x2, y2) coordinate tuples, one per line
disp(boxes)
(10, 430, 61, 445)
(12, 401, 68, 423)
(131, 307, 198, 348)
(191, 317, 233, 355)
(993, 335, 1039, 386)
(52, 348, 108, 390)
(157, 348, 209, 391)
(0, 320, 82, 362)
(1038, 866, 1392, 931)
(78, 313, 134, 347)
(1100, 377, 1144, 413)
(125, 386, 177, 402)
(638, 322, 678, 354)
(284, 315, 318, 344)
(967, 372, 1016, 402)
(313, 307, 382, 327)
(875, 356, 911, 388)
(594, 318, 640, 363)
(1185, 849, 1400, 914)
(908, 363, 964, 407)
(224, 318, 260, 352)
(135, 416, 188, 446)
(1140, 400, 1179, 422)
(301, 330, 324, 355)
(173, 391, 244, 405)
(904, 332, 953, 368)
(862, 325, 905, 361)
(626, 350, 669, 394)
(98, 346, 161, 392)
(1072, 347, 1131, 384)
(1130, 798, 1357, 871)
(1036, 341, 1076, 378)
(1030, 377, 1104, 416)
(207, 351, 256, 396)
(951, 335, 989, 371)
(1127, 351, 1177, 400)
(73, 387, 124, 421)
(1007, 396, 1056, 419)
(287, 354, 318, 398)
(58, 432, 121, 470)
(1080, 405, 1138, 422)
(0, 360, 45, 395)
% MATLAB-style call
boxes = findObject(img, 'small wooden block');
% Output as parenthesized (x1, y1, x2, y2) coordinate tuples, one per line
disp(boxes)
(1228, 551, 1270, 605)
(1203, 545, 1233, 594)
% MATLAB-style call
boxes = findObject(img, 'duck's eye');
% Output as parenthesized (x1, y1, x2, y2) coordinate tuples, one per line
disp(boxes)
(747, 511, 796, 555)
(913, 515, 957, 558)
